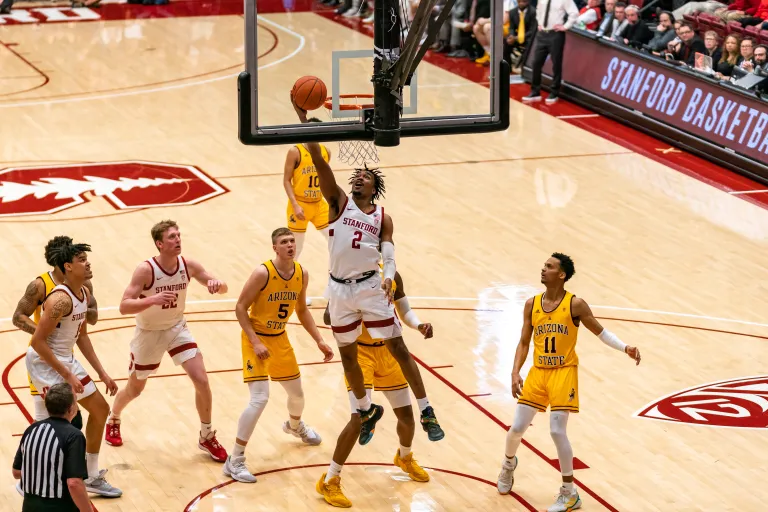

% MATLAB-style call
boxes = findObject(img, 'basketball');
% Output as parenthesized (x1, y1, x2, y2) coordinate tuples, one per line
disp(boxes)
(291, 76, 327, 111)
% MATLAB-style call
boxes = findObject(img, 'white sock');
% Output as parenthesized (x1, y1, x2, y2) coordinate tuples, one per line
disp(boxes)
(503, 455, 516, 468)
(325, 461, 343, 482)
(86, 453, 99, 479)
(201, 422, 213, 439)
(563, 481, 575, 492)
(292, 231, 306, 260)
(289, 417, 301, 429)
(358, 395, 372, 412)
(33, 396, 49, 421)
(399, 445, 411, 458)
(232, 443, 246, 457)
(416, 397, 430, 412)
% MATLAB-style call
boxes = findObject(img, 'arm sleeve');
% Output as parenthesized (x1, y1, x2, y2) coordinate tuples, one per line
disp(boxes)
(63, 432, 88, 480)
(380, 242, 396, 281)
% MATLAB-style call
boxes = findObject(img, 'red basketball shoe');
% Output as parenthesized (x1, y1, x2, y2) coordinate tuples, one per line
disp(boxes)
(198, 431, 227, 462)
(105, 420, 123, 447)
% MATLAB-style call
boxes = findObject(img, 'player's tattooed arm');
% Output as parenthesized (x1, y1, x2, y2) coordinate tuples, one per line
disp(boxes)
(12, 278, 45, 335)
(31, 292, 78, 385)
(186, 258, 228, 294)
(84, 279, 98, 325)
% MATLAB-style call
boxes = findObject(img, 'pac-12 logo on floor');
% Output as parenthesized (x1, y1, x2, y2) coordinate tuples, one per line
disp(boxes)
(635, 376, 768, 429)
(0, 161, 227, 217)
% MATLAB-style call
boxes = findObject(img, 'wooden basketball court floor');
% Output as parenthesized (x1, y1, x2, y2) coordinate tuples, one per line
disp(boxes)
(2, 7, 768, 512)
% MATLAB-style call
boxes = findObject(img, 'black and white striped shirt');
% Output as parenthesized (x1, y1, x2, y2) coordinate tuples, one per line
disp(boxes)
(13, 417, 87, 512)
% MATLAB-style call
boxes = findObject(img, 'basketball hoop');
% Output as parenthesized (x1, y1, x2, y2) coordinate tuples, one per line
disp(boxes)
(323, 94, 379, 167)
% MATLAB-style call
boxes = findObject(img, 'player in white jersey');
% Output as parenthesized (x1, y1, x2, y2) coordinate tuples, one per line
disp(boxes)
(293, 100, 445, 458)
(106, 220, 229, 463)
(26, 240, 122, 498)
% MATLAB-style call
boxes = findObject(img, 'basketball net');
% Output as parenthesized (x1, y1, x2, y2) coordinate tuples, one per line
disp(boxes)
(324, 95, 379, 167)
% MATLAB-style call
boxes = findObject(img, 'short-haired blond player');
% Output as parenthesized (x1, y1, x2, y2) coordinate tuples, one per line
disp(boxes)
(224, 227, 334, 483)
(106, 220, 230, 463)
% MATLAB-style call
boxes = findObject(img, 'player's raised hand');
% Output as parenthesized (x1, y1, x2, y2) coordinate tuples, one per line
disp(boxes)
(207, 279, 225, 294)
(317, 341, 334, 362)
(101, 374, 118, 396)
(253, 341, 270, 360)
(626, 346, 641, 365)
(418, 323, 433, 339)
(511, 372, 524, 398)
(290, 93, 308, 122)
(150, 291, 177, 307)
(382, 278, 394, 305)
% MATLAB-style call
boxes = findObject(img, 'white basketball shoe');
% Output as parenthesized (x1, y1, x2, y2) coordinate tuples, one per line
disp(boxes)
(547, 485, 582, 512)
(223, 455, 257, 483)
(282, 420, 322, 445)
(497, 455, 517, 494)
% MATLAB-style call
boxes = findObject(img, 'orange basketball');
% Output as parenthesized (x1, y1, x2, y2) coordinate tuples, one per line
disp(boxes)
(291, 76, 328, 111)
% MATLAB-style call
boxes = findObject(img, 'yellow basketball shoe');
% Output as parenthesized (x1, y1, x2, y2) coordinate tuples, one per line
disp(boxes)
(316, 472, 352, 508)
(394, 450, 430, 482)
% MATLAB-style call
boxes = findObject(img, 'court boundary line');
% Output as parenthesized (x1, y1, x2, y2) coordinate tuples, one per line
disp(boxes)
(182, 462, 537, 511)
(3, 296, 765, 328)
(0, 16, 305, 109)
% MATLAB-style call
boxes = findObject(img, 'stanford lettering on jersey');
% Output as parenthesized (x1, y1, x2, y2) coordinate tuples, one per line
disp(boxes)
(70, 312, 86, 322)
(136, 256, 189, 330)
(41, 285, 88, 358)
(342, 217, 379, 235)
(328, 197, 384, 280)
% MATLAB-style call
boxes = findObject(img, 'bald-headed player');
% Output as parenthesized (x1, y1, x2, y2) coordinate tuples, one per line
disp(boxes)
(13, 236, 98, 427)
(497, 253, 641, 512)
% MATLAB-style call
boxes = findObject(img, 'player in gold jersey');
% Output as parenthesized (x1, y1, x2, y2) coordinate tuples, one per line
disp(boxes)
(226, 227, 334, 483)
(497, 253, 641, 512)
(12, 236, 99, 427)
(316, 270, 432, 508)
(283, 121, 332, 305)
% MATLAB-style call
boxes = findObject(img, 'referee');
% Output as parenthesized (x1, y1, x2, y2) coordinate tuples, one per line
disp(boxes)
(13, 383, 92, 512)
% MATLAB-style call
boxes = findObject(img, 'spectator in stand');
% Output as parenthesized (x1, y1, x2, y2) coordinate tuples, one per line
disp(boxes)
(714, 34, 744, 77)
(620, 5, 653, 46)
(505, 0, 537, 66)
(596, 0, 616, 36)
(611, 2, 628, 37)
(474, 0, 516, 64)
(667, 21, 706, 65)
(703, 31, 722, 62)
(737, 0, 768, 25)
(713, 0, 761, 23)
(673, 0, 725, 19)
(576, 0, 602, 29)
(647, 11, 677, 51)
(523, 0, 579, 104)
(751, 43, 767, 71)
(739, 37, 755, 68)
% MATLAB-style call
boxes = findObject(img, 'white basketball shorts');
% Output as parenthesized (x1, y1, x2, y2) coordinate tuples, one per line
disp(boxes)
(25, 348, 97, 401)
(129, 319, 199, 380)
(327, 272, 402, 347)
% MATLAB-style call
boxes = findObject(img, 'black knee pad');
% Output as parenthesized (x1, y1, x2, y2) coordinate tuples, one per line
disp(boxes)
(72, 410, 83, 430)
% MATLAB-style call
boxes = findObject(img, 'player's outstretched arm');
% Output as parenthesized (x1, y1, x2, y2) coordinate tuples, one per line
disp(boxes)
(84, 279, 98, 325)
(392, 272, 433, 339)
(296, 269, 334, 362)
(186, 259, 228, 295)
(31, 291, 84, 394)
(572, 297, 641, 365)
(119, 263, 175, 315)
(235, 266, 270, 360)
(12, 278, 45, 335)
(75, 317, 117, 396)
(283, 147, 305, 220)
(511, 298, 535, 398)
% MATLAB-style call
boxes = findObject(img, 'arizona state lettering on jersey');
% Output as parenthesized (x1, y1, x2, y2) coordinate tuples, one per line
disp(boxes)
(293, 144, 329, 203)
(248, 260, 303, 335)
(531, 291, 579, 368)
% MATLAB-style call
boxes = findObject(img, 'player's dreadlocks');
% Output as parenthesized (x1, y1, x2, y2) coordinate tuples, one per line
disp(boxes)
(44, 236, 74, 267)
(349, 163, 386, 203)
(50, 241, 92, 275)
